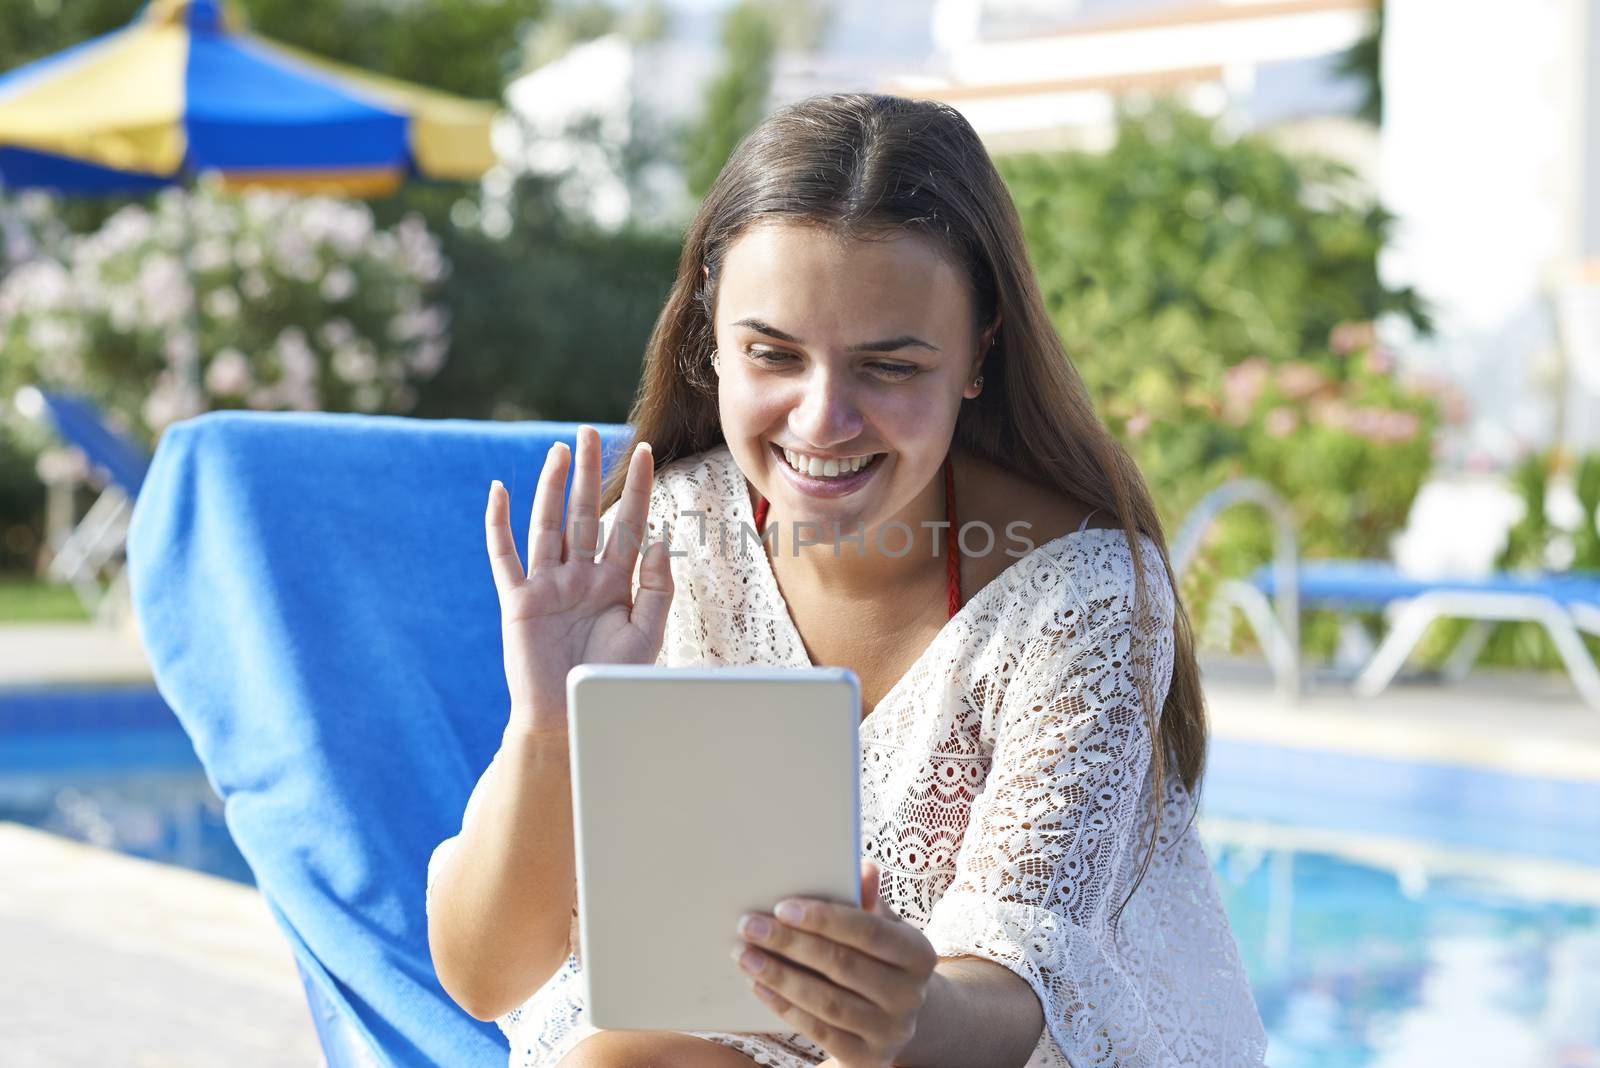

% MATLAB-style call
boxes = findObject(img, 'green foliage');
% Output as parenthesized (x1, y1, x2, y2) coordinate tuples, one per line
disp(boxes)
(0, 427, 48, 572)
(382, 174, 680, 424)
(1333, 1, 1383, 125)
(997, 101, 1442, 658)
(1499, 450, 1600, 573)
(518, 0, 626, 72)
(680, 0, 777, 200)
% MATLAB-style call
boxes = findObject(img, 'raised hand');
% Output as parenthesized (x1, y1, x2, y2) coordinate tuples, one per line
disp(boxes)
(484, 425, 674, 735)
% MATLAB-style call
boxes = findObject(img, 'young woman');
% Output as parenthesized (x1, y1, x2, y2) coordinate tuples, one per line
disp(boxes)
(427, 93, 1267, 1067)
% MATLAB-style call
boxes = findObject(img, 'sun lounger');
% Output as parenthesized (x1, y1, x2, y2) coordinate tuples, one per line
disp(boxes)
(14, 387, 150, 625)
(125, 409, 634, 1067)
(1252, 560, 1600, 710)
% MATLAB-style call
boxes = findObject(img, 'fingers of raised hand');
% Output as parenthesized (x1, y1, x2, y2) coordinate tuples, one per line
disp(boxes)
(484, 479, 525, 594)
(528, 440, 571, 571)
(564, 426, 603, 561)
(598, 439, 654, 577)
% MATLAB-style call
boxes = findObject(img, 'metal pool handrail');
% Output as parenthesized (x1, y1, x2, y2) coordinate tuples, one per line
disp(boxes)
(1170, 478, 1301, 701)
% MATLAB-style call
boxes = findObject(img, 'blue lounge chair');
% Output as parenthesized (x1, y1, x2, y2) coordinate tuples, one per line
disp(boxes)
(15, 386, 151, 625)
(125, 410, 635, 1067)
(1252, 560, 1600, 710)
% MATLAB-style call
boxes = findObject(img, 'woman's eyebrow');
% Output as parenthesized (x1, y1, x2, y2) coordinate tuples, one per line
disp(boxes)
(732, 317, 941, 353)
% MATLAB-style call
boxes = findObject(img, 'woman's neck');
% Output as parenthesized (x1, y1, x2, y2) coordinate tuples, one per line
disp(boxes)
(749, 463, 953, 599)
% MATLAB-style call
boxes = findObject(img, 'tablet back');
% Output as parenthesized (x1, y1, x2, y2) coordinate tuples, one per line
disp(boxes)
(566, 664, 861, 1032)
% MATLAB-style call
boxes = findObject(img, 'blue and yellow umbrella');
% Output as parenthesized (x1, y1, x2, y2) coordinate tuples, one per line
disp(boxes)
(0, 0, 501, 196)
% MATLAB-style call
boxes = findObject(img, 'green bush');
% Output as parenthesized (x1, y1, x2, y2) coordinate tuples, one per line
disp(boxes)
(997, 101, 1445, 658)
(369, 173, 681, 424)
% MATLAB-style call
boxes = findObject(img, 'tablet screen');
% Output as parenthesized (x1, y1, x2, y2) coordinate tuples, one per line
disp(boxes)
(566, 664, 861, 1032)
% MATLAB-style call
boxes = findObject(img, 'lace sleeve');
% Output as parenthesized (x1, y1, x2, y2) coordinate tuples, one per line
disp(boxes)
(921, 536, 1181, 1066)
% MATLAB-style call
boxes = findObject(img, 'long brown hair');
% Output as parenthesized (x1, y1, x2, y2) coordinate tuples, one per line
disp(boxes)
(601, 92, 1207, 922)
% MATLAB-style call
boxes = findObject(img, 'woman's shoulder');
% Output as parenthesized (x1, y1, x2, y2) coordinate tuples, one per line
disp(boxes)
(962, 484, 1170, 644)
(956, 448, 1168, 611)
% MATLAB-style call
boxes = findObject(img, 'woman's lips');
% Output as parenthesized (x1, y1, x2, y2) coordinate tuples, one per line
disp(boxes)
(768, 442, 883, 498)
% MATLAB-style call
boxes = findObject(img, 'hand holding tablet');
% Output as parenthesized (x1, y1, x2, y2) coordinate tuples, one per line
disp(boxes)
(731, 856, 939, 1065)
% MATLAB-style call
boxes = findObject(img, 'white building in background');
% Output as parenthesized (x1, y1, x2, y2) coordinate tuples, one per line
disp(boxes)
(491, 20, 721, 232)
(492, 0, 1375, 231)
(490, 1, 947, 233)
(1380, 0, 1600, 468)
(895, 0, 1376, 180)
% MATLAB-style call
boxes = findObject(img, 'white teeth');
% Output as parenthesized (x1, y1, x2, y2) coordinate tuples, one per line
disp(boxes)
(780, 447, 877, 479)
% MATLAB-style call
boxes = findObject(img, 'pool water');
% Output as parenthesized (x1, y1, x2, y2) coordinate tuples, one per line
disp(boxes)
(1210, 842, 1600, 1067)
(0, 684, 252, 885)
(3, 685, 1599, 1065)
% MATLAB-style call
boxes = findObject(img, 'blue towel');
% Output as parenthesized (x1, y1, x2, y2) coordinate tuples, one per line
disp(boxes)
(126, 410, 633, 1067)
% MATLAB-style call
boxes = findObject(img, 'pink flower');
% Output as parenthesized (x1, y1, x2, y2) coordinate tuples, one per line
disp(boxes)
(1308, 399, 1349, 431)
(204, 347, 253, 396)
(1275, 361, 1328, 401)
(1363, 345, 1396, 375)
(1377, 410, 1420, 443)
(1330, 321, 1376, 355)
(1222, 356, 1270, 425)
(1125, 411, 1151, 438)
(1264, 407, 1298, 437)
(1344, 406, 1421, 444)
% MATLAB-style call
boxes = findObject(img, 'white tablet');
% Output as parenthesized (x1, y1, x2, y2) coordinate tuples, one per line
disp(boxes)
(565, 663, 862, 1032)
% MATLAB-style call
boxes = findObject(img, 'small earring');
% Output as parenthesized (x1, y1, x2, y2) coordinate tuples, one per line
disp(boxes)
(973, 374, 984, 391)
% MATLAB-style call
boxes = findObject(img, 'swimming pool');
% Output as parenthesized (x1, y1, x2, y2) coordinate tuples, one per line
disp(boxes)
(0, 684, 251, 884)
(3, 685, 1597, 1064)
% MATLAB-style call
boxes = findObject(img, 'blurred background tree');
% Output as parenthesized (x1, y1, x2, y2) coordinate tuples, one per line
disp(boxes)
(680, 1, 778, 200)
(1334, 0, 1383, 125)
(0, 0, 680, 578)
(997, 100, 1441, 662)
(678, 0, 833, 199)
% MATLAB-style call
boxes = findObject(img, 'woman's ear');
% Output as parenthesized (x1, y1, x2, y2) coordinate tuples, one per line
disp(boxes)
(981, 314, 1002, 352)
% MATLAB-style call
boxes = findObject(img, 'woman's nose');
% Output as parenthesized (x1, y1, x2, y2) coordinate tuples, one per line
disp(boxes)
(789, 372, 863, 446)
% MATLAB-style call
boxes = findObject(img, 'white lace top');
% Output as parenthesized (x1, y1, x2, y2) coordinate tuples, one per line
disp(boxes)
(427, 443, 1267, 1067)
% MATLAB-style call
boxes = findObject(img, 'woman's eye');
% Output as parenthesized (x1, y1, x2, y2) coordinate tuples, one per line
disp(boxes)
(746, 349, 916, 379)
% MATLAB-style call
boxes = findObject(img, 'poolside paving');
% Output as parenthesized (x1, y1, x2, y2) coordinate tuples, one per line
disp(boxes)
(1201, 653, 1600, 782)
(0, 822, 321, 1067)
(0, 617, 151, 689)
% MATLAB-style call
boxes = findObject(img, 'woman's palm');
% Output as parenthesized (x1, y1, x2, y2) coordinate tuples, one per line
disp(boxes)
(485, 426, 673, 733)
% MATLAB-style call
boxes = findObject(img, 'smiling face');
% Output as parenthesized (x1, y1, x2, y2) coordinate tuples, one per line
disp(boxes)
(711, 221, 986, 543)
